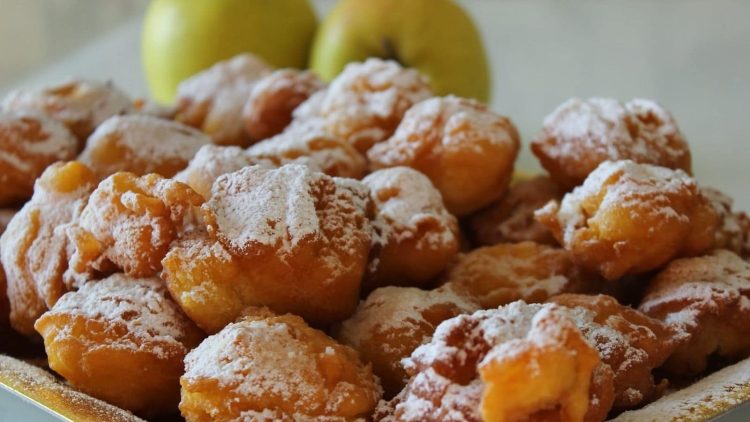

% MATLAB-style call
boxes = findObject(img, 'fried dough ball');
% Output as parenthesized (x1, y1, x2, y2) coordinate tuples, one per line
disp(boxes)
(531, 98, 692, 189)
(362, 167, 459, 290)
(175, 145, 261, 200)
(78, 115, 211, 180)
(377, 302, 608, 422)
(336, 286, 478, 398)
(439, 241, 596, 309)
(67, 172, 204, 282)
(467, 175, 563, 246)
(1, 79, 133, 145)
(246, 121, 368, 179)
(175, 54, 272, 147)
(0, 111, 78, 206)
(0, 161, 97, 335)
(179, 311, 382, 421)
(639, 249, 750, 376)
(34, 274, 204, 416)
(242, 69, 324, 142)
(536, 160, 720, 280)
(368, 96, 520, 216)
(550, 294, 678, 410)
(131, 97, 177, 119)
(0, 209, 14, 325)
(703, 187, 750, 256)
(293, 58, 433, 153)
(162, 164, 372, 332)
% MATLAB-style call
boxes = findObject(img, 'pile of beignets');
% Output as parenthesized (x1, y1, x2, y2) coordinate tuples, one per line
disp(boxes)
(1, 54, 749, 422)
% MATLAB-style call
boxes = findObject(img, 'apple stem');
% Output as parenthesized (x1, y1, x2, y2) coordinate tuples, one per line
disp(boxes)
(381, 38, 403, 66)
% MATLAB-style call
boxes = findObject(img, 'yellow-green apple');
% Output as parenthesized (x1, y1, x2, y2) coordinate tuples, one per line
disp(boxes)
(310, 0, 490, 102)
(142, 0, 317, 103)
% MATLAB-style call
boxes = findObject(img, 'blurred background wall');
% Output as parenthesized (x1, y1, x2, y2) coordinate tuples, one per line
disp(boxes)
(0, 0, 749, 206)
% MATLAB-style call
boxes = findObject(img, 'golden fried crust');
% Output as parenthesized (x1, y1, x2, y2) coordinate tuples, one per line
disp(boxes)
(242, 69, 324, 142)
(163, 164, 371, 331)
(531, 98, 691, 190)
(362, 167, 459, 290)
(0, 111, 78, 206)
(0, 161, 97, 335)
(293, 58, 433, 154)
(536, 160, 720, 280)
(639, 249, 750, 376)
(161, 232, 246, 334)
(79, 115, 211, 180)
(550, 294, 678, 410)
(467, 175, 563, 247)
(368, 96, 520, 216)
(179, 312, 382, 422)
(175, 54, 272, 147)
(67, 172, 204, 281)
(378, 302, 605, 422)
(440, 242, 597, 309)
(1, 79, 133, 145)
(335, 286, 478, 398)
(34, 275, 204, 416)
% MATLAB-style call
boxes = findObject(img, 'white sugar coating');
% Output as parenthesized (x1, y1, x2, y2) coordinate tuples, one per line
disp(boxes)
(363, 167, 457, 250)
(0, 355, 145, 422)
(639, 249, 750, 333)
(293, 58, 433, 149)
(611, 356, 750, 422)
(337, 286, 479, 351)
(246, 119, 367, 178)
(0, 110, 78, 173)
(174, 144, 264, 198)
(1, 79, 133, 137)
(177, 54, 272, 144)
(51, 275, 189, 339)
(246, 69, 323, 119)
(182, 316, 378, 414)
(207, 163, 369, 255)
(552, 160, 698, 244)
(79, 114, 211, 175)
(537, 97, 689, 164)
(368, 95, 518, 165)
(177, 54, 272, 105)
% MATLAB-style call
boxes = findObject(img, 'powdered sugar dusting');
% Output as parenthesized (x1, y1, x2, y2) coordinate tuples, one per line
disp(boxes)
(79, 114, 211, 177)
(174, 144, 264, 199)
(1, 79, 133, 139)
(639, 249, 750, 334)
(293, 58, 433, 152)
(554, 160, 697, 244)
(0, 110, 77, 173)
(535, 97, 689, 169)
(44, 274, 194, 357)
(369, 95, 518, 166)
(338, 286, 479, 353)
(363, 167, 457, 251)
(207, 164, 321, 253)
(247, 120, 367, 179)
